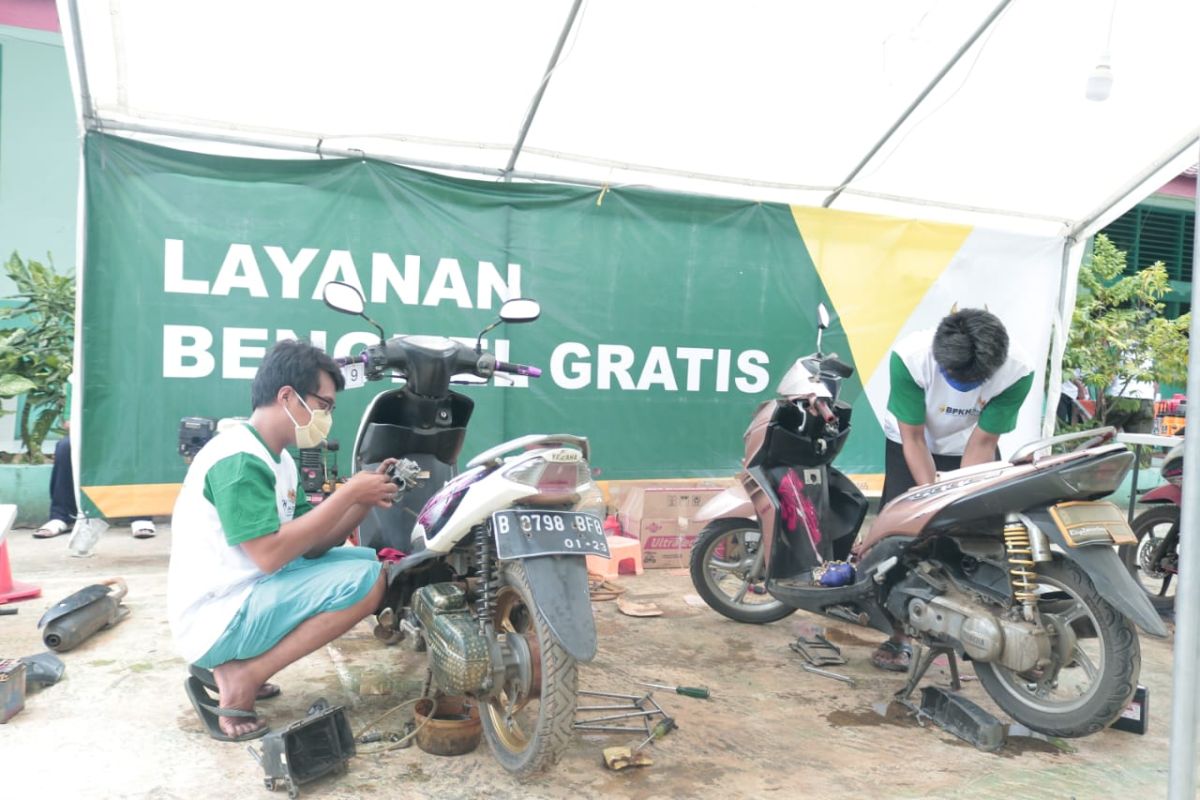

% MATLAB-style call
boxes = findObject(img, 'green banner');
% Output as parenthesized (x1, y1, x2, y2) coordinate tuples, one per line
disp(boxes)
(80, 133, 886, 514)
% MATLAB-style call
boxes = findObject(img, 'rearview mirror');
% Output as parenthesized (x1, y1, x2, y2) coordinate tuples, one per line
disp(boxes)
(817, 303, 830, 329)
(322, 281, 365, 316)
(499, 298, 541, 323)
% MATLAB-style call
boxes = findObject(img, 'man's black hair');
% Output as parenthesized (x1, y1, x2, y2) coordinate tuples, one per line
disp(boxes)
(251, 339, 345, 409)
(932, 308, 1009, 383)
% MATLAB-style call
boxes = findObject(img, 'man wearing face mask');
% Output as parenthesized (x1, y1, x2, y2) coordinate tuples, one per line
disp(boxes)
(169, 339, 400, 742)
(868, 308, 1033, 672)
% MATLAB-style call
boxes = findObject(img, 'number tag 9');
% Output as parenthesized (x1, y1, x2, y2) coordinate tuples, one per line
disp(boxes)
(341, 363, 367, 389)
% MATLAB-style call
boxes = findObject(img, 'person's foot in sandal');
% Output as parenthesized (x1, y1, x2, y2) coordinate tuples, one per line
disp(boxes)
(33, 519, 70, 539)
(870, 637, 913, 672)
(211, 660, 269, 740)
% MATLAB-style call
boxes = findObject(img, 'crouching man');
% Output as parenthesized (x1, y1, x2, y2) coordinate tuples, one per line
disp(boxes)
(169, 339, 399, 741)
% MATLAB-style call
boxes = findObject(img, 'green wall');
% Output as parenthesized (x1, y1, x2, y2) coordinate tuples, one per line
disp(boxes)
(0, 25, 77, 293)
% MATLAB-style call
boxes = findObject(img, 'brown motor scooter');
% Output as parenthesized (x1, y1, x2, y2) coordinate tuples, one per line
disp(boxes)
(690, 305, 1168, 737)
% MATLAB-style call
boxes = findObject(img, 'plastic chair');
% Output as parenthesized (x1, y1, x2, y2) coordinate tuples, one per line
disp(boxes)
(587, 535, 644, 579)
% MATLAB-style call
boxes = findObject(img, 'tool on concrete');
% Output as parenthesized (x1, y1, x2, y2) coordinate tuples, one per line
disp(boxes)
(576, 709, 661, 724)
(603, 745, 654, 770)
(789, 634, 846, 666)
(916, 686, 1005, 752)
(800, 663, 856, 686)
(635, 681, 710, 699)
(580, 690, 645, 701)
(0, 607, 17, 616)
(37, 578, 130, 652)
(631, 717, 678, 753)
(574, 723, 654, 734)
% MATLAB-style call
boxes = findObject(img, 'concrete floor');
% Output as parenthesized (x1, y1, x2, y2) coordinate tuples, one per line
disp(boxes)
(0, 524, 1187, 799)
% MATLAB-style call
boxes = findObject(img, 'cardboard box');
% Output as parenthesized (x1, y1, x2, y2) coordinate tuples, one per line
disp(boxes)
(619, 487, 723, 568)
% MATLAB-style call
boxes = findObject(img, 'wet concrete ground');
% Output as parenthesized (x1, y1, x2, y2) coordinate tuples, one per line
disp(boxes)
(0, 524, 1188, 799)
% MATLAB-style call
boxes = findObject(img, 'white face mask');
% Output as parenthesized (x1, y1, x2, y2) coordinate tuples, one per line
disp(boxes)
(284, 390, 333, 449)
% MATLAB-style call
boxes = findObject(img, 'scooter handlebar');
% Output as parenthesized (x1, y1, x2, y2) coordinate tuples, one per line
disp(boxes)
(495, 360, 542, 378)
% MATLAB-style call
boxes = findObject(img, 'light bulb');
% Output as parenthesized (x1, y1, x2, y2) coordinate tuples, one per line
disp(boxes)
(1086, 59, 1113, 101)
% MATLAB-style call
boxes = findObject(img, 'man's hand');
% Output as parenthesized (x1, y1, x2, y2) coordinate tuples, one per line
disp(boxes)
(374, 458, 399, 476)
(344, 468, 399, 508)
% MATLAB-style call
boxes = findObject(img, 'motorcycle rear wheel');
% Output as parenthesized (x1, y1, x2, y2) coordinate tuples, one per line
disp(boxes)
(690, 518, 798, 624)
(479, 559, 577, 776)
(973, 558, 1140, 738)
(1119, 504, 1179, 613)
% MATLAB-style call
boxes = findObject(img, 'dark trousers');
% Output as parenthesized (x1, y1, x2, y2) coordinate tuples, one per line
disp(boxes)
(49, 435, 77, 523)
(880, 438, 963, 507)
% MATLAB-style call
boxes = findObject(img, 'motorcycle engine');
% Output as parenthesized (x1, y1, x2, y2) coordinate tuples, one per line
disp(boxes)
(411, 583, 492, 694)
(906, 587, 1051, 673)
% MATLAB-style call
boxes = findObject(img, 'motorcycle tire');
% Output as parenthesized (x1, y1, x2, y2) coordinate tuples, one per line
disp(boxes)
(973, 557, 1140, 738)
(479, 559, 577, 777)
(1119, 504, 1179, 614)
(689, 518, 798, 624)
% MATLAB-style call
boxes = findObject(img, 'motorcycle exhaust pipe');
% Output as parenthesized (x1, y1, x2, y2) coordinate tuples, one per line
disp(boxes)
(40, 579, 131, 653)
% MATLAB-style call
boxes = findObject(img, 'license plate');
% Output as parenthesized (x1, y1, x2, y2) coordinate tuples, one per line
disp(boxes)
(491, 510, 609, 560)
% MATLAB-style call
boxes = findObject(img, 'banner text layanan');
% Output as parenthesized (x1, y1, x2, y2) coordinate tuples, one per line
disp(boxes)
(79, 133, 1061, 517)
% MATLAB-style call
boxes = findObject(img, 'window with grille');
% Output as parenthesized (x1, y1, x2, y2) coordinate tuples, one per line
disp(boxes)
(1101, 206, 1195, 283)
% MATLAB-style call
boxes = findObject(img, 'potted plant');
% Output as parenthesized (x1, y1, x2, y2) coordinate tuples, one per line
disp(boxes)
(0, 252, 74, 525)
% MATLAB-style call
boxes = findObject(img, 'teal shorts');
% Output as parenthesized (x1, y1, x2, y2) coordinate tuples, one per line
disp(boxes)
(195, 546, 382, 669)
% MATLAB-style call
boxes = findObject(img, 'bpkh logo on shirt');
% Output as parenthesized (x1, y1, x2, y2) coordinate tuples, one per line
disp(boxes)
(937, 398, 984, 418)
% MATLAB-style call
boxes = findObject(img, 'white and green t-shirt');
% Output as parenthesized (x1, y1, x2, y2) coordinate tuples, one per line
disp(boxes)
(167, 423, 312, 662)
(883, 328, 1034, 456)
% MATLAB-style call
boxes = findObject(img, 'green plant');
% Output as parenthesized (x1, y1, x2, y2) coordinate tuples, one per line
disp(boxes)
(0, 252, 74, 463)
(1063, 234, 1190, 428)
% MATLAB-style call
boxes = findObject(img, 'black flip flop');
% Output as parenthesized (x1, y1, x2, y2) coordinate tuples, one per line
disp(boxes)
(184, 676, 269, 743)
(188, 664, 281, 701)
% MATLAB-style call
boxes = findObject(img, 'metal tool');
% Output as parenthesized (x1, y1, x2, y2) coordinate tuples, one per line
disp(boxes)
(790, 634, 846, 666)
(635, 681, 710, 699)
(801, 663, 856, 686)
(574, 724, 653, 734)
(0, 607, 18, 616)
(580, 690, 645, 701)
(576, 709, 660, 724)
(631, 717, 678, 753)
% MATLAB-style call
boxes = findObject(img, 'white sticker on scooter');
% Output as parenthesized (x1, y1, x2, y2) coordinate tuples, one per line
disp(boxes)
(341, 363, 367, 389)
(804, 469, 822, 485)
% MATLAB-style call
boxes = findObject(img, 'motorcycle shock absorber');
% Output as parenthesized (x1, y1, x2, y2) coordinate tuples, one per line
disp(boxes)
(1003, 515, 1039, 621)
(474, 523, 498, 633)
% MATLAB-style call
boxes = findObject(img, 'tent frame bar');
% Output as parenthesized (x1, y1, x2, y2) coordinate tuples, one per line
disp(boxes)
(64, 0, 95, 123)
(1067, 129, 1200, 240)
(502, 0, 585, 179)
(90, 118, 1071, 226)
(821, 0, 1013, 208)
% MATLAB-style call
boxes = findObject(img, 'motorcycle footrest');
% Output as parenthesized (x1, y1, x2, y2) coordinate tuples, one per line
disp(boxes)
(789, 635, 846, 667)
(917, 686, 1006, 752)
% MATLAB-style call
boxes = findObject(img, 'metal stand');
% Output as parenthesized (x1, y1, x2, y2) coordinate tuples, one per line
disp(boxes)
(894, 641, 960, 702)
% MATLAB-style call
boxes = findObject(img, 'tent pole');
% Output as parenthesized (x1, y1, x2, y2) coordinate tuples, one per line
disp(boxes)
(62, 0, 95, 124)
(1068, 130, 1200, 241)
(502, 0, 585, 180)
(1041, 235, 1081, 438)
(821, 0, 1013, 208)
(1166, 143, 1200, 800)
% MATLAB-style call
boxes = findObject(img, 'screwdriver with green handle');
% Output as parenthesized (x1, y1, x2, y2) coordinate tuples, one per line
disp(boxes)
(635, 681, 710, 699)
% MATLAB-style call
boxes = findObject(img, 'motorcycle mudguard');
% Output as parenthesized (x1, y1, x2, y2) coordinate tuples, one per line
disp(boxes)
(694, 483, 755, 523)
(1027, 510, 1168, 638)
(518, 556, 597, 661)
(1140, 484, 1181, 505)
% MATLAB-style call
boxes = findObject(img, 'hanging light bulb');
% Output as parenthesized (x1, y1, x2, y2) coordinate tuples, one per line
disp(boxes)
(1087, 0, 1117, 101)
(1086, 54, 1113, 101)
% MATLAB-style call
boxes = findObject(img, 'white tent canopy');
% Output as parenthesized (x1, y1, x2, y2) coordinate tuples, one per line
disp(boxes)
(61, 0, 1197, 238)
(57, 2, 1200, 796)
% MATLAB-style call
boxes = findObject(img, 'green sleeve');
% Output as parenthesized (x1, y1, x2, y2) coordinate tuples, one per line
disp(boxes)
(203, 453, 282, 545)
(979, 372, 1035, 435)
(887, 351, 926, 425)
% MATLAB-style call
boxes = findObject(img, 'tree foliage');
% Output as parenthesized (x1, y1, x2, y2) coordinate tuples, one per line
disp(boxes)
(0, 252, 75, 463)
(1063, 234, 1190, 426)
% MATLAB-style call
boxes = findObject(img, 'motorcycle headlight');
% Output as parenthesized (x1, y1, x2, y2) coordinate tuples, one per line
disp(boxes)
(503, 455, 601, 511)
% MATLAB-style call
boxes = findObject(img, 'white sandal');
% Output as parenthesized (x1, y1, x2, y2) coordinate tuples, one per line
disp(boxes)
(131, 520, 157, 539)
(33, 519, 70, 539)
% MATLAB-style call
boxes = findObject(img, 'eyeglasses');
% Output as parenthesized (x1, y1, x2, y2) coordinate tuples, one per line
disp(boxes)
(305, 393, 335, 412)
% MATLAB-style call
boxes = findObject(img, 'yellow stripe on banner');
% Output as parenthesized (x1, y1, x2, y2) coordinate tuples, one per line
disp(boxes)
(83, 484, 181, 518)
(791, 207, 971, 386)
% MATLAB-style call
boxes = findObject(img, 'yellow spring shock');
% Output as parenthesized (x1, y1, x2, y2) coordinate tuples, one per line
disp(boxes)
(1004, 521, 1039, 616)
